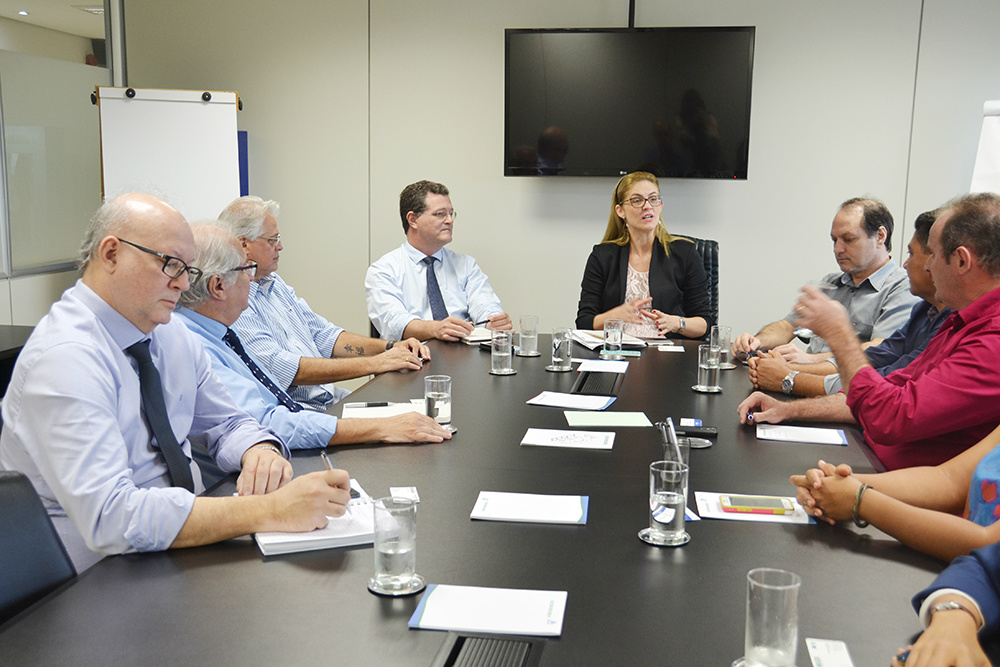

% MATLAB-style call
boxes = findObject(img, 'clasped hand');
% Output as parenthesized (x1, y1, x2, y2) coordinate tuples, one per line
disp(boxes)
(788, 459, 859, 524)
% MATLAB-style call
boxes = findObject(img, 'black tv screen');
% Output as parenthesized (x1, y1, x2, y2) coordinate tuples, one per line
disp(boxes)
(505, 27, 755, 179)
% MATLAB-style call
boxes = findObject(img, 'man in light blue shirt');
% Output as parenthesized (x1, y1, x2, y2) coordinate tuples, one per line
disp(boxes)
(365, 180, 512, 342)
(0, 194, 352, 571)
(219, 196, 429, 411)
(176, 223, 451, 450)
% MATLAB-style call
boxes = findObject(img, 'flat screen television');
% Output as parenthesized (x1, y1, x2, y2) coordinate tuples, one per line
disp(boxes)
(505, 27, 754, 179)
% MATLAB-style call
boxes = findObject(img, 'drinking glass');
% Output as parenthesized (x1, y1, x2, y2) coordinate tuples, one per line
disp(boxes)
(792, 280, 840, 342)
(602, 318, 624, 359)
(424, 375, 456, 433)
(692, 344, 721, 393)
(735, 568, 801, 667)
(638, 461, 689, 546)
(516, 315, 540, 357)
(546, 327, 573, 372)
(712, 325, 736, 370)
(490, 329, 515, 375)
(367, 497, 426, 597)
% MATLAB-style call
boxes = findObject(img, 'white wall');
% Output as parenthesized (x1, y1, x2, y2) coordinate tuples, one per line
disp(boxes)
(120, 0, 1000, 340)
(0, 16, 93, 64)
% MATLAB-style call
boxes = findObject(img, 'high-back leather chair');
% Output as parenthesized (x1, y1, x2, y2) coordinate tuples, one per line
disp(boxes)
(680, 236, 719, 327)
(0, 470, 76, 625)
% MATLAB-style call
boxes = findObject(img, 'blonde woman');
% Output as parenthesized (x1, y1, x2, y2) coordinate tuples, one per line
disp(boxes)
(575, 171, 712, 338)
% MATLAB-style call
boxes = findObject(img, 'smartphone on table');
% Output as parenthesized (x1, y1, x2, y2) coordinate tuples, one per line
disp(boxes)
(719, 494, 794, 515)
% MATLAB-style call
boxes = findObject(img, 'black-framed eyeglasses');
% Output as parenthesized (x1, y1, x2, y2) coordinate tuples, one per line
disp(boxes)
(224, 260, 258, 278)
(117, 238, 203, 284)
(259, 233, 281, 247)
(622, 195, 664, 209)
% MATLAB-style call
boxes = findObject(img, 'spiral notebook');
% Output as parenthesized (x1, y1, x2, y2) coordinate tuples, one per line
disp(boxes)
(254, 479, 374, 556)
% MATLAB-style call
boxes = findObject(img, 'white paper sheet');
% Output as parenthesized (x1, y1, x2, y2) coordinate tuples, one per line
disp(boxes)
(340, 400, 424, 419)
(694, 491, 814, 524)
(520, 428, 615, 450)
(470, 491, 589, 524)
(576, 359, 629, 373)
(526, 391, 615, 411)
(571, 329, 647, 350)
(755, 424, 847, 446)
(564, 411, 652, 427)
(408, 584, 567, 636)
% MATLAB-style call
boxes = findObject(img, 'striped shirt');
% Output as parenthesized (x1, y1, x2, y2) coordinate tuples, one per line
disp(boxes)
(234, 273, 350, 410)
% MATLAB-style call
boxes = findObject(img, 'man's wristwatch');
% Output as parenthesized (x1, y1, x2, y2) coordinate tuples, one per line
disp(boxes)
(781, 370, 800, 395)
(929, 600, 979, 626)
(677, 317, 686, 333)
(385, 340, 397, 352)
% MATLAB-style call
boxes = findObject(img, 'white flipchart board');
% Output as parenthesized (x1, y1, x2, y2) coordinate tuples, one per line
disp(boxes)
(971, 100, 1000, 193)
(97, 86, 240, 220)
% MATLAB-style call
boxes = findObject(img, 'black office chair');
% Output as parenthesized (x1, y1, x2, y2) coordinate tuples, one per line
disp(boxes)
(0, 470, 77, 625)
(678, 235, 719, 327)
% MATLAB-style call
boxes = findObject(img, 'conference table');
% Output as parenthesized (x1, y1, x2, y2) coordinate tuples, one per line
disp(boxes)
(0, 337, 946, 666)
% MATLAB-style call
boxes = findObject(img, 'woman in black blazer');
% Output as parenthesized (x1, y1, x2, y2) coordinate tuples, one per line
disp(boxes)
(575, 172, 713, 338)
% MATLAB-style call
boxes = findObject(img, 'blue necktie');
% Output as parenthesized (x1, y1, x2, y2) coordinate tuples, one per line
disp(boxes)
(423, 256, 448, 321)
(223, 328, 302, 413)
(125, 340, 195, 492)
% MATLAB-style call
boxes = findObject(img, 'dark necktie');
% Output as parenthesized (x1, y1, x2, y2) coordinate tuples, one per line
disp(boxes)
(125, 340, 195, 492)
(423, 256, 448, 321)
(223, 328, 302, 413)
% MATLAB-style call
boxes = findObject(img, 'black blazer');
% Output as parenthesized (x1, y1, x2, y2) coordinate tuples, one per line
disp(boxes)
(575, 239, 714, 331)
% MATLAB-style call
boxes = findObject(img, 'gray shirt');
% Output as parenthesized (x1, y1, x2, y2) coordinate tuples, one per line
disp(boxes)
(783, 259, 918, 354)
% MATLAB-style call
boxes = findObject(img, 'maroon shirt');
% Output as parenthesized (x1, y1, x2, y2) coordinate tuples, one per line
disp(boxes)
(847, 285, 1000, 470)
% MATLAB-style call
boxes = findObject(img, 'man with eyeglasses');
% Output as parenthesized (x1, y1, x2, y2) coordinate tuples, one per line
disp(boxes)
(731, 197, 917, 380)
(176, 222, 451, 454)
(219, 196, 430, 412)
(365, 180, 512, 342)
(0, 194, 353, 572)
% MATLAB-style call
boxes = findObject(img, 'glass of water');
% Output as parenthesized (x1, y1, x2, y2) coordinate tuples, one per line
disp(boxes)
(792, 280, 840, 342)
(602, 318, 624, 359)
(424, 375, 456, 433)
(712, 325, 736, 370)
(638, 460, 689, 546)
(693, 344, 721, 393)
(368, 497, 426, 597)
(516, 315, 540, 357)
(490, 330, 516, 375)
(546, 327, 574, 372)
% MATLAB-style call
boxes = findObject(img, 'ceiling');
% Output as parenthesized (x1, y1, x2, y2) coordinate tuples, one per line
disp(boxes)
(0, 1, 104, 40)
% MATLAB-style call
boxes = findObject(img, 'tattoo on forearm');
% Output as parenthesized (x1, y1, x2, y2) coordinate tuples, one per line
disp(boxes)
(357, 346, 365, 356)
(344, 344, 354, 353)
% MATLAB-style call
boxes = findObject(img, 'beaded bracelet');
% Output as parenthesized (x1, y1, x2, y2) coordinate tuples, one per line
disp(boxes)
(852, 483, 872, 528)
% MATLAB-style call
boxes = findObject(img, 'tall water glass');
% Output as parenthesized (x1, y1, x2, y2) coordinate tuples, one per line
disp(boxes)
(490, 330, 515, 375)
(368, 497, 426, 596)
(603, 318, 624, 358)
(638, 461, 689, 546)
(424, 374, 456, 433)
(738, 568, 801, 667)
(693, 344, 721, 393)
(546, 327, 573, 372)
(712, 325, 736, 370)
(517, 315, 540, 356)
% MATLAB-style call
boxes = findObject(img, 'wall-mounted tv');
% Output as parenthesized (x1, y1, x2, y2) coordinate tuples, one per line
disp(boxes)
(505, 27, 755, 179)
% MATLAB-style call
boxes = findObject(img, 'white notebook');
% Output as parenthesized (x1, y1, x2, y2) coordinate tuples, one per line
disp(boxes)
(470, 491, 589, 525)
(254, 479, 374, 556)
(409, 584, 567, 636)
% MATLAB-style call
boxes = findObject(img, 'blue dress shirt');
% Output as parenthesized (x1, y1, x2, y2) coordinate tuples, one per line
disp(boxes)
(177, 308, 338, 449)
(234, 273, 350, 411)
(365, 241, 505, 341)
(0, 281, 286, 571)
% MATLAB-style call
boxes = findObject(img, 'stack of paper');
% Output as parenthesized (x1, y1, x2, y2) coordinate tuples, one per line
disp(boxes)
(470, 491, 589, 525)
(526, 391, 615, 411)
(254, 479, 374, 555)
(520, 428, 615, 450)
(408, 584, 567, 636)
(461, 327, 493, 344)
(571, 329, 647, 350)
(755, 424, 847, 446)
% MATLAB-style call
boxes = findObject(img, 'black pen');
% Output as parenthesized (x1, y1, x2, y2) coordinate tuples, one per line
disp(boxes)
(344, 401, 391, 408)
(320, 451, 353, 513)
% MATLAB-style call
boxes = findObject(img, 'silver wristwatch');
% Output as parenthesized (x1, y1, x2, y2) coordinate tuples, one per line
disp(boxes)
(677, 317, 686, 333)
(781, 370, 799, 395)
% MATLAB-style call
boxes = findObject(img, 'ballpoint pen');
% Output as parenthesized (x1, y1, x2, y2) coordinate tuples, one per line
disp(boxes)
(320, 450, 353, 514)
